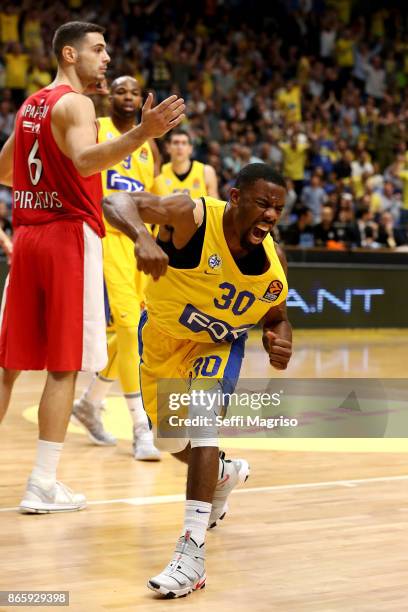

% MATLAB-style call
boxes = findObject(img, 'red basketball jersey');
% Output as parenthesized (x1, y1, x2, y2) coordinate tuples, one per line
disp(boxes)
(12, 85, 104, 236)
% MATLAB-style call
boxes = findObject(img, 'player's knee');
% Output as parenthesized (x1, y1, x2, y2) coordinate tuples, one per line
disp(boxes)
(117, 325, 139, 354)
(1, 368, 21, 386)
(47, 370, 78, 381)
(190, 437, 219, 448)
(156, 436, 190, 453)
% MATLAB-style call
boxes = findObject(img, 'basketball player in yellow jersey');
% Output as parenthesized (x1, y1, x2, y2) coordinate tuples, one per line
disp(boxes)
(158, 128, 219, 198)
(72, 76, 161, 460)
(103, 163, 292, 598)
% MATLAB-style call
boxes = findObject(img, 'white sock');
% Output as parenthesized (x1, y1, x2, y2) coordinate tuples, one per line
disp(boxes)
(182, 500, 212, 546)
(30, 440, 63, 487)
(83, 374, 114, 405)
(125, 394, 149, 429)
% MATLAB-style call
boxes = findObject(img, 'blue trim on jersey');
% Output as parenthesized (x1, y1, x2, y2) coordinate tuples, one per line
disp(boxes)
(103, 279, 111, 326)
(221, 333, 247, 401)
(138, 309, 148, 360)
(137, 309, 151, 428)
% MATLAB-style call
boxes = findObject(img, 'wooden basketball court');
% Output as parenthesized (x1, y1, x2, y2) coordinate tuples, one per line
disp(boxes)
(1, 329, 407, 611)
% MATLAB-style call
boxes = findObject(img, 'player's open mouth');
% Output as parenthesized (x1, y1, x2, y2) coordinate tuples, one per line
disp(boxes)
(249, 222, 272, 243)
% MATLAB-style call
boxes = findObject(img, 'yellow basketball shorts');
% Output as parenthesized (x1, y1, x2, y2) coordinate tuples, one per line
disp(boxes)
(102, 230, 149, 328)
(138, 310, 246, 452)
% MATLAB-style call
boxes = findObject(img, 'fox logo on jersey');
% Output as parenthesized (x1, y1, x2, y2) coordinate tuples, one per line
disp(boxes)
(106, 170, 145, 193)
(261, 280, 284, 302)
(179, 304, 253, 342)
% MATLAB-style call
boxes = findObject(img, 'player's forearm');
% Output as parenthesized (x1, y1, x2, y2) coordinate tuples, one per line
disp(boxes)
(263, 319, 292, 343)
(103, 192, 194, 237)
(0, 170, 12, 187)
(74, 124, 150, 177)
(0, 132, 15, 186)
(102, 193, 154, 242)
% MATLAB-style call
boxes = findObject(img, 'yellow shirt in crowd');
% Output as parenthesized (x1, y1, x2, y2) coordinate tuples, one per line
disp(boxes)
(5, 53, 30, 88)
(280, 142, 309, 181)
(276, 85, 302, 123)
(0, 12, 19, 43)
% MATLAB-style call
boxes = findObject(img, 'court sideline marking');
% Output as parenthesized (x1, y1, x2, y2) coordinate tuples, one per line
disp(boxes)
(1, 473, 407, 513)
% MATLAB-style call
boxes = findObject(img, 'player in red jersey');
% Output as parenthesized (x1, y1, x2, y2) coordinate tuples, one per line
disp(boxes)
(0, 21, 185, 514)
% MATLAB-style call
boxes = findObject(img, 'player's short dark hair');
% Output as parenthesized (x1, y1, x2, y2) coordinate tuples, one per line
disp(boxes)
(52, 21, 105, 60)
(168, 129, 192, 144)
(235, 163, 287, 190)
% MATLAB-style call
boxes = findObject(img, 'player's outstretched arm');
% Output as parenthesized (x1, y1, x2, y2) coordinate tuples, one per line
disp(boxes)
(53, 92, 185, 177)
(0, 131, 15, 187)
(0, 226, 12, 261)
(262, 245, 292, 370)
(103, 192, 203, 279)
(204, 164, 219, 198)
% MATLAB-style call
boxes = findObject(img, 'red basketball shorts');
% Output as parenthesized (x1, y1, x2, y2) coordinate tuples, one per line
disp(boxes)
(0, 221, 108, 371)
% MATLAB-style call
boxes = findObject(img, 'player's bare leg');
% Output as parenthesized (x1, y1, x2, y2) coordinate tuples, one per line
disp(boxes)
(0, 368, 20, 424)
(173, 443, 251, 528)
(20, 371, 86, 514)
(187, 446, 219, 502)
(148, 444, 217, 598)
(39, 371, 77, 441)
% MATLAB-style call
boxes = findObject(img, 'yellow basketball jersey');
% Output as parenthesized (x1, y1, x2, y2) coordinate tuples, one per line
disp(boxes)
(98, 116, 155, 233)
(160, 161, 207, 198)
(145, 197, 288, 343)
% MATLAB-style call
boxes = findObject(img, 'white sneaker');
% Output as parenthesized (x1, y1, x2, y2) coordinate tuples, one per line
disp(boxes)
(133, 424, 161, 461)
(71, 398, 117, 446)
(19, 479, 86, 514)
(147, 531, 206, 598)
(209, 453, 250, 529)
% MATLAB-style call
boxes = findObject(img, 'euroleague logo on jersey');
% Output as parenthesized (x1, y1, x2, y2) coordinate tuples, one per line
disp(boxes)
(139, 147, 149, 162)
(208, 253, 222, 269)
(262, 280, 284, 302)
(193, 178, 201, 189)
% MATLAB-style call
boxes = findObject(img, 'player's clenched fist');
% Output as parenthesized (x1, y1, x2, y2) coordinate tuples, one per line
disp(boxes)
(262, 330, 292, 370)
(134, 231, 169, 281)
(140, 93, 186, 139)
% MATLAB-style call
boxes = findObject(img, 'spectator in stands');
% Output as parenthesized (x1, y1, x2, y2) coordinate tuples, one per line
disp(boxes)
(300, 174, 327, 223)
(279, 132, 309, 196)
(26, 55, 52, 97)
(377, 212, 407, 248)
(363, 56, 386, 101)
(283, 207, 314, 247)
(4, 42, 29, 107)
(377, 181, 402, 223)
(333, 149, 353, 181)
(357, 206, 378, 246)
(276, 79, 302, 124)
(335, 198, 361, 247)
(313, 205, 341, 247)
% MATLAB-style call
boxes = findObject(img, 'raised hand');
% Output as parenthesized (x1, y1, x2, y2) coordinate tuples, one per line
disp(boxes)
(140, 93, 185, 139)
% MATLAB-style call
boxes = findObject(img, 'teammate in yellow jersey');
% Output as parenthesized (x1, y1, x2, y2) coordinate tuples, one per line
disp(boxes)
(158, 128, 219, 198)
(72, 76, 161, 460)
(103, 163, 292, 598)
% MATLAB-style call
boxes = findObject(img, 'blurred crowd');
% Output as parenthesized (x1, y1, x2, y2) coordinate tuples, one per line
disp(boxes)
(1, 0, 408, 249)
